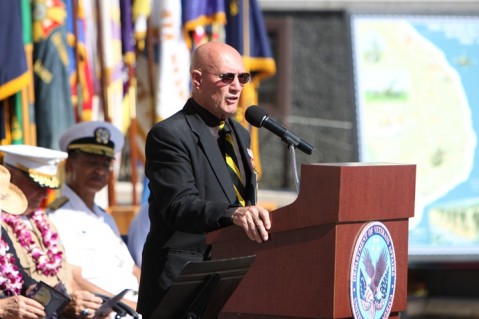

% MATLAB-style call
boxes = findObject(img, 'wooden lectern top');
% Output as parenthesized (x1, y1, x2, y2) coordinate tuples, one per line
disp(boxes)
(209, 162, 416, 241)
(281, 162, 416, 229)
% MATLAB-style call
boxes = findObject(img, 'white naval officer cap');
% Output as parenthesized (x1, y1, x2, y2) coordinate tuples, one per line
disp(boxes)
(0, 144, 68, 189)
(59, 121, 124, 158)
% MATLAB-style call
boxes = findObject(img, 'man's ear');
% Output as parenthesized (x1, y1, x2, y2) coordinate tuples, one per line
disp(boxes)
(64, 157, 73, 171)
(191, 70, 202, 89)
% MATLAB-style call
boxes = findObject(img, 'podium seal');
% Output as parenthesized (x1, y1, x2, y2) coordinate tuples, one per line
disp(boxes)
(350, 221, 396, 319)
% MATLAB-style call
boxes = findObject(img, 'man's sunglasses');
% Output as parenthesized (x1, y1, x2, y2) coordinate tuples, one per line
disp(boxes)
(205, 72, 251, 85)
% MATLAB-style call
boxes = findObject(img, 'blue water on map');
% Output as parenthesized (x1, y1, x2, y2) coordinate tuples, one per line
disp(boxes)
(408, 18, 479, 251)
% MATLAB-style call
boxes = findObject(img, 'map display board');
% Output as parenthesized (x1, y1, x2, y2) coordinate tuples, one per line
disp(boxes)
(350, 14, 479, 258)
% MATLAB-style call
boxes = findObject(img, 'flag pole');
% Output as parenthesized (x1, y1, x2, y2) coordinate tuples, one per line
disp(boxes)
(243, 0, 250, 59)
(20, 0, 36, 145)
(239, 0, 250, 117)
(72, 0, 82, 120)
(127, 62, 138, 206)
(95, 0, 116, 206)
(94, 0, 110, 122)
(146, 16, 156, 128)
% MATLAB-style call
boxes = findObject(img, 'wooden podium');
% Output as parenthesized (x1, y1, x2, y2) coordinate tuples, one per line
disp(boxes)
(207, 163, 416, 319)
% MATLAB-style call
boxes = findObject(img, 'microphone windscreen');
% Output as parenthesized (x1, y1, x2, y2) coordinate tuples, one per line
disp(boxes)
(245, 105, 267, 128)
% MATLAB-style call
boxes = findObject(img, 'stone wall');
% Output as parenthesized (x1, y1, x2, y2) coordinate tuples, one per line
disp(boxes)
(258, 11, 356, 189)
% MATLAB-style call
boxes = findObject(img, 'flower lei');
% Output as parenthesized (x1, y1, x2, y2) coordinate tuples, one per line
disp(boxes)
(0, 237, 23, 295)
(2, 210, 63, 276)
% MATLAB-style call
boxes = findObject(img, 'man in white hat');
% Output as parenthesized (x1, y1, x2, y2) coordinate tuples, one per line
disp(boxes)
(0, 164, 46, 319)
(48, 121, 140, 312)
(0, 144, 72, 288)
(0, 145, 108, 319)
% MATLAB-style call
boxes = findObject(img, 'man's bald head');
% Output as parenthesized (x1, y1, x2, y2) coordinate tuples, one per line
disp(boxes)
(190, 42, 243, 72)
(190, 42, 248, 120)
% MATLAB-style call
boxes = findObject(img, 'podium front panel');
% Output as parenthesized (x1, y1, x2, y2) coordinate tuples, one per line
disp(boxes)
(210, 220, 408, 318)
(208, 163, 415, 318)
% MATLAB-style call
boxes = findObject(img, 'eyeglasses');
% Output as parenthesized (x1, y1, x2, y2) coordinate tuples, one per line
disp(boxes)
(204, 72, 251, 85)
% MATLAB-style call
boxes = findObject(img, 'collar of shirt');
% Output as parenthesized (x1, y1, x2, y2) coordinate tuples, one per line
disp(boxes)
(61, 184, 103, 219)
(190, 99, 222, 127)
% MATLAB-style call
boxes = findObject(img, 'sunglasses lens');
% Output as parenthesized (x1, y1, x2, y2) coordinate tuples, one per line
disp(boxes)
(238, 73, 251, 84)
(218, 73, 251, 84)
(219, 73, 236, 84)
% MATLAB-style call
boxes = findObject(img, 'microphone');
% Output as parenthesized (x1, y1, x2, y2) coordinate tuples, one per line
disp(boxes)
(245, 105, 314, 155)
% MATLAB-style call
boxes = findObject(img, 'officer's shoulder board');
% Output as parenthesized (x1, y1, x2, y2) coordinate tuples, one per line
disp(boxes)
(47, 196, 69, 211)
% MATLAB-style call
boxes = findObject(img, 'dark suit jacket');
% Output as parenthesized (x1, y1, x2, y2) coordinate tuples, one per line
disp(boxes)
(137, 99, 257, 318)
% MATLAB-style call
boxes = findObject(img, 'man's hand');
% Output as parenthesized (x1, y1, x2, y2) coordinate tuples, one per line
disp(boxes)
(63, 290, 105, 319)
(0, 295, 46, 319)
(230, 206, 271, 243)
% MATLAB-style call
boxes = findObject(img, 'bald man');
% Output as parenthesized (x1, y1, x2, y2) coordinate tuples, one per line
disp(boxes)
(138, 42, 271, 318)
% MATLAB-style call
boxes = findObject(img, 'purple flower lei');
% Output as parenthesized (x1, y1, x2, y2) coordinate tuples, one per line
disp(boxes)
(2, 210, 63, 276)
(0, 238, 23, 295)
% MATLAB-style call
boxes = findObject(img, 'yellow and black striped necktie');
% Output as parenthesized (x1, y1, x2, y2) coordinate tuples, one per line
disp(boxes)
(218, 121, 246, 206)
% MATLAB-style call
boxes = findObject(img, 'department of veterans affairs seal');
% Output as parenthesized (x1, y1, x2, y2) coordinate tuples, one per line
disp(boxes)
(350, 221, 396, 319)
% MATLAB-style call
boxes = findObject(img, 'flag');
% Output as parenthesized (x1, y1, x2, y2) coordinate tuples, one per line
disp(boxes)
(65, 0, 94, 121)
(135, 0, 227, 164)
(132, 0, 151, 51)
(134, 0, 191, 165)
(120, 0, 136, 70)
(224, 0, 276, 176)
(152, 0, 191, 121)
(0, 0, 29, 101)
(129, 0, 151, 164)
(120, 0, 140, 201)
(152, 0, 227, 122)
(32, 0, 75, 149)
(120, 0, 136, 133)
(0, 0, 33, 145)
(19, 0, 37, 145)
(225, 0, 275, 83)
(98, 0, 125, 130)
(182, 0, 227, 49)
(7, 0, 39, 145)
(80, 0, 100, 101)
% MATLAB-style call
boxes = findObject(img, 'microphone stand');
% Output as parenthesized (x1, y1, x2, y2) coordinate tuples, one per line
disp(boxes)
(288, 145, 300, 195)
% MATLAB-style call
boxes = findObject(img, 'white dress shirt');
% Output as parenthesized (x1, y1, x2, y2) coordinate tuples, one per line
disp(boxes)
(48, 185, 139, 301)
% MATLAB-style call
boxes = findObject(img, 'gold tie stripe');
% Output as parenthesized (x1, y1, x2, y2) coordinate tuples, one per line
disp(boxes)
(219, 121, 246, 206)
